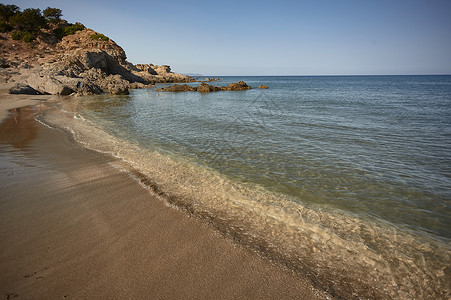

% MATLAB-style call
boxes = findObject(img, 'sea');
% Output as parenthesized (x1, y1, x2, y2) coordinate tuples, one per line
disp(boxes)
(46, 75, 451, 299)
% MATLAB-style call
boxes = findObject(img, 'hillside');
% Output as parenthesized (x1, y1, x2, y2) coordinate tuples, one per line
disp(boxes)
(0, 4, 193, 95)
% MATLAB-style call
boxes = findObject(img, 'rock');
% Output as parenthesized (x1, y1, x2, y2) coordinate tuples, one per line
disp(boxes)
(2, 26, 195, 96)
(197, 82, 221, 93)
(109, 85, 129, 95)
(59, 29, 127, 64)
(25, 73, 74, 95)
(9, 83, 41, 95)
(0, 58, 11, 68)
(135, 63, 158, 75)
(224, 81, 251, 91)
(204, 77, 221, 82)
(72, 80, 103, 95)
(129, 82, 155, 89)
(59, 86, 75, 95)
(154, 65, 172, 74)
(156, 81, 251, 93)
(155, 84, 196, 92)
(258, 85, 268, 89)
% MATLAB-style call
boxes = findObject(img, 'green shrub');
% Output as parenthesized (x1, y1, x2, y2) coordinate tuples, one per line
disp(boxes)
(64, 23, 84, 35)
(11, 30, 34, 42)
(22, 31, 34, 43)
(54, 22, 85, 39)
(0, 20, 12, 32)
(11, 30, 24, 40)
(90, 33, 109, 41)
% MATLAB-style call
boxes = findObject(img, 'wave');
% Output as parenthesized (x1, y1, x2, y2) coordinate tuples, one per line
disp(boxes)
(39, 102, 450, 299)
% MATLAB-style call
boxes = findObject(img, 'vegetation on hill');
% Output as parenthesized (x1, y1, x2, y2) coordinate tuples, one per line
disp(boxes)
(90, 33, 109, 41)
(0, 3, 85, 43)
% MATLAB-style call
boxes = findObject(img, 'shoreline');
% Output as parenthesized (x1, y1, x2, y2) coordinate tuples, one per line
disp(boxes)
(31, 93, 451, 299)
(2, 91, 450, 299)
(0, 96, 328, 298)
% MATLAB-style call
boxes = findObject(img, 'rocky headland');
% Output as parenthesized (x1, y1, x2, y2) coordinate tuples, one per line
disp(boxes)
(0, 5, 193, 96)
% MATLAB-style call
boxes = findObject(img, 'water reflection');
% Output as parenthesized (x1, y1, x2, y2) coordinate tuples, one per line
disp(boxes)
(0, 106, 40, 150)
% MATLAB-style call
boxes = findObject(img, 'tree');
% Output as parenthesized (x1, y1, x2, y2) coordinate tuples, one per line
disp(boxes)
(0, 4, 20, 22)
(9, 8, 47, 32)
(43, 7, 62, 22)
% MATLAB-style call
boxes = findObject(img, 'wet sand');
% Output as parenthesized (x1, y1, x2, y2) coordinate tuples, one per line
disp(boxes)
(0, 100, 329, 298)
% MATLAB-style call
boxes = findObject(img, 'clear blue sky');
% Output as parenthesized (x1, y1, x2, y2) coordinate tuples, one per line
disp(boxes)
(7, 0, 451, 75)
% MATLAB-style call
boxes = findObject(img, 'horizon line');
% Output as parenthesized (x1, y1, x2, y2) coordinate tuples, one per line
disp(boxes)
(198, 74, 451, 77)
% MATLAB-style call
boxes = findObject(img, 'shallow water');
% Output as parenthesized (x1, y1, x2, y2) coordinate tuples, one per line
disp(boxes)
(42, 75, 451, 299)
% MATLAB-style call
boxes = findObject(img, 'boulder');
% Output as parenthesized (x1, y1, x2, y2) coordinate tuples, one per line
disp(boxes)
(73, 80, 103, 95)
(205, 77, 221, 82)
(129, 82, 155, 89)
(25, 73, 74, 95)
(258, 85, 269, 89)
(155, 81, 251, 93)
(224, 81, 251, 91)
(155, 84, 196, 92)
(9, 83, 41, 95)
(197, 82, 221, 93)
(108, 85, 129, 95)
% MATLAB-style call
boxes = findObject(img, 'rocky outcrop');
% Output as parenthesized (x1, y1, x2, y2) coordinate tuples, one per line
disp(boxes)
(204, 77, 221, 82)
(58, 29, 127, 65)
(133, 63, 193, 84)
(225, 81, 252, 91)
(135, 64, 158, 75)
(155, 84, 197, 92)
(156, 81, 252, 93)
(2, 27, 194, 96)
(197, 82, 222, 92)
(258, 85, 269, 89)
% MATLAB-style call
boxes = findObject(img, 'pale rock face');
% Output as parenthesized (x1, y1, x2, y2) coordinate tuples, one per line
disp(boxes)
(24, 73, 73, 95)
(9, 83, 41, 95)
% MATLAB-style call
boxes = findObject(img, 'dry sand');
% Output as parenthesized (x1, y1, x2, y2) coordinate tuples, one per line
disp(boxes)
(0, 95, 329, 299)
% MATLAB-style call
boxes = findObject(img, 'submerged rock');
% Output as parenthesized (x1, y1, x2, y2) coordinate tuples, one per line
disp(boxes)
(258, 85, 269, 89)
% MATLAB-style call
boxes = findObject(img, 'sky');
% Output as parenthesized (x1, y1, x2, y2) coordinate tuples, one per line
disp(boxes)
(6, 0, 451, 75)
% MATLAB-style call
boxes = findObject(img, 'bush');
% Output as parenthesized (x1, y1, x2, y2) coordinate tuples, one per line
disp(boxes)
(90, 33, 109, 41)
(11, 30, 34, 42)
(22, 31, 34, 43)
(11, 30, 24, 40)
(64, 23, 84, 35)
(54, 22, 85, 39)
(0, 20, 12, 32)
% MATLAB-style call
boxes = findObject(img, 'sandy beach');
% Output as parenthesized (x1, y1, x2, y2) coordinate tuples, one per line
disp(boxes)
(0, 94, 328, 299)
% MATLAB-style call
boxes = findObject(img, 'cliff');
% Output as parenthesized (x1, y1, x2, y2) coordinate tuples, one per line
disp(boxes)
(1, 23, 193, 95)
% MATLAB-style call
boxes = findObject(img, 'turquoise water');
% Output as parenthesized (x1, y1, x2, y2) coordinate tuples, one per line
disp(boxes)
(78, 75, 451, 240)
(61, 75, 451, 298)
